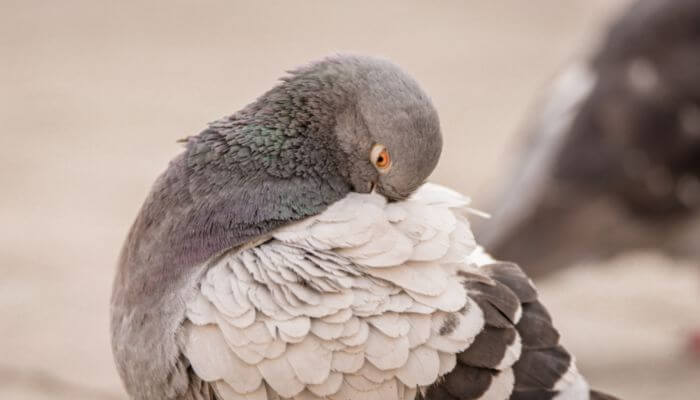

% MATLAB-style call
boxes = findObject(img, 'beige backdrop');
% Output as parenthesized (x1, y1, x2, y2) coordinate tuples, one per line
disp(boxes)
(2, 1, 699, 399)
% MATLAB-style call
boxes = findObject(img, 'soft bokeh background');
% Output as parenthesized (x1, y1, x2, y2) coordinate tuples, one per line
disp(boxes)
(2, 1, 699, 399)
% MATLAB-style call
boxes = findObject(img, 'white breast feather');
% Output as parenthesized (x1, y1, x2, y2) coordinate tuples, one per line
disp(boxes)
(182, 183, 500, 399)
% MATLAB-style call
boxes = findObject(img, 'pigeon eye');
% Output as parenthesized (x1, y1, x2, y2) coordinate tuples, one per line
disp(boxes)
(371, 144, 391, 172)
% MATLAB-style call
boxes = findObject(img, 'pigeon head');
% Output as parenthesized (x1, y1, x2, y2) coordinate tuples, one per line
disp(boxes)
(323, 56, 443, 200)
(241, 55, 443, 201)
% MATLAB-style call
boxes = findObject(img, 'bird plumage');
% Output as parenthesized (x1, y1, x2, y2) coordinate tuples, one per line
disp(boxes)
(111, 55, 441, 399)
(180, 184, 591, 400)
(111, 55, 616, 400)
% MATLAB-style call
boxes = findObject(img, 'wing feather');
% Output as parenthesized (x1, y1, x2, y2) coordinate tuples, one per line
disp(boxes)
(181, 184, 593, 400)
(423, 262, 589, 400)
(183, 323, 263, 394)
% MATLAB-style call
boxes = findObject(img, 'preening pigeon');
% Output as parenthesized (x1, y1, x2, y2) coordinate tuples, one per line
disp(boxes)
(111, 55, 616, 400)
(477, 0, 700, 278)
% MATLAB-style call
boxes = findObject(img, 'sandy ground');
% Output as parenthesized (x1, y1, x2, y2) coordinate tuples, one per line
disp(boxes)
(2, 0, 699, 399)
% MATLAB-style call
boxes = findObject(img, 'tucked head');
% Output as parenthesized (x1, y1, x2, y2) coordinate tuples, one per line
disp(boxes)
(274, 55, 443, 200)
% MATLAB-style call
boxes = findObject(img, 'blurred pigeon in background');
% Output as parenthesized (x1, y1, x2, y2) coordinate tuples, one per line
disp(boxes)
(477, 0, 700, 278)
(111, 55, 616, 399)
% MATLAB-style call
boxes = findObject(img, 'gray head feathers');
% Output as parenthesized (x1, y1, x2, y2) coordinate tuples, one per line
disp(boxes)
(233, 54, 443, 199)
(295, 55, 442, 198)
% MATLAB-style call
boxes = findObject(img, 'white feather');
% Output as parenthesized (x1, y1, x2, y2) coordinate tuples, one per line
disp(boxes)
(286, 282, 322, 306)
(292, 389, 323, 400)
(426, 305, 484, 354)
(356, 360, 396, 383)
(364, 261, 448, 296)
(183, 324, 262, 393)
(244, 322, 274, 344)
(321, 308, 353, 323)
(442, 297, 485, 343)
(385, 293, 415, 313)
(364, 328, 410, 370)
(406, 278, 467, 312)
(317, 192, 386, 222)
(271, 316, 311, 339)
(306, 372, 343, 396)
(186, 292, 218, 325)
(384, 203, 407, 222)
(339, 316, 361, 338)
(214, 380, 267, 400)
(319, 338, 346, 352)
(410, 230, 451, 261)
(469, 245, 497, 267)
(227, 308, 257, 328)
(309, 212, 378, 249)
(229, 343, 265, 364)
(256, 340, 286, 360)
(310, 319, 346, 340)
(441, 220, 477, 264)
(552, 371, 590, 400)
(280, 331, 307, 344)
(337, 223, 414, 267)
(331, 349, 366, 373)
(404, 301, 436, 314)
(476, 368, 514, 400)
(257, 356, 305, 398)
(410, 182, 471, 208)
(217, 316, 251, 347)
(343, 374, 383, 391)
(248, 285, 283, 318)
(437, 351, 457, 376)
(286, 335, 332, 385)
(396, 203, 456, 241)
(366, 313, 411, 338)
(330, 377, 400, 400)
(405, 313, 433, 348)
(495, 332, 522, 370)
(203, 266, 249, 319)
(553, 359, 585, 391)
(395, 345, 440, 386)
(339, 320, 369, 347)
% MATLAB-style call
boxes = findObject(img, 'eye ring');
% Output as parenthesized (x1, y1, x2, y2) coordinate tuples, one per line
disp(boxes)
(370, 144, 392, 172)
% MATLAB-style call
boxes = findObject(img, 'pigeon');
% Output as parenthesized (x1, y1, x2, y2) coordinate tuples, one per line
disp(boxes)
(477, 0, 700, 278)
(111, 55, 616, 400)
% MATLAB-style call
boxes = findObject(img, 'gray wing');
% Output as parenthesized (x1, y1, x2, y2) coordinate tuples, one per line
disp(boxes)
(420, 263, 618, 400)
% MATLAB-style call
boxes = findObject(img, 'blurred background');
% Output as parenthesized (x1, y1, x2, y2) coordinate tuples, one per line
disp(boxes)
(2, 0, 698, 399)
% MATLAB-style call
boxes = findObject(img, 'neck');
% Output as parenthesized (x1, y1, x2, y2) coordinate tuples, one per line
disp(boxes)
(111, 71, 353, 399)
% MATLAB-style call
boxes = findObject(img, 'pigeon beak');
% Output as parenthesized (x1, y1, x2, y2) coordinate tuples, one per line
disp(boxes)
(369, 181, 377, 193)
(373, 182, 411, 202)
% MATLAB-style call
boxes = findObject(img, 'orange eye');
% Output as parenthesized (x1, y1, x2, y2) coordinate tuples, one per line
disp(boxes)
(370, 144, 392, 171)
(376, 149, 390, 168)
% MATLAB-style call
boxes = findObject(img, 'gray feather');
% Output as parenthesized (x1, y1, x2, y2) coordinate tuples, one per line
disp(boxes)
(516, 301, 559, 350)
(462, 279, 520, 328)
(456, 325, 517, 368)
(422, 262, 591, 400)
